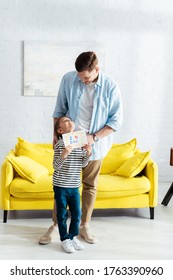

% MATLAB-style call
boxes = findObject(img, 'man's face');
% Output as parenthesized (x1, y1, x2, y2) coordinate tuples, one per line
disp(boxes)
(77, 67, 99, 84)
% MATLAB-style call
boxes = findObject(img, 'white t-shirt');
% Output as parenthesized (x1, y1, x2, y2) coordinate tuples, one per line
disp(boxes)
(75, 82, 95, 132)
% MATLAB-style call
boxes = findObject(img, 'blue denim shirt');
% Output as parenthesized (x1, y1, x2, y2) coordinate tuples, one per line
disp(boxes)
(52, 71, 123, 160)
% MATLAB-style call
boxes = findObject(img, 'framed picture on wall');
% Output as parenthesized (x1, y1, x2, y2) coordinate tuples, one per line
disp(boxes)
(24, 41, 105, 96)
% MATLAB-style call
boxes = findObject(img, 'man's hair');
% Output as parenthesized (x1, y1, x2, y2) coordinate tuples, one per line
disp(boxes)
(75, 51, 98, 72)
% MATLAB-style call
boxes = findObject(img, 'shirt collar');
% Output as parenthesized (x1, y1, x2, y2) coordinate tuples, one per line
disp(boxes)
(96, 72, 102, 87)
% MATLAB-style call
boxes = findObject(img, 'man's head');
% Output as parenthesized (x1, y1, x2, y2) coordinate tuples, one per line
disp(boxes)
(75, 51, 99, 84)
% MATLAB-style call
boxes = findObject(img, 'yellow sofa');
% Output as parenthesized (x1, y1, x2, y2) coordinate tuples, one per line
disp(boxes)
(0, 137, 158, 223)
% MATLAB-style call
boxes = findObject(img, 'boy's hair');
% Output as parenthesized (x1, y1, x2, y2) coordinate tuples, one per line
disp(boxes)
(54, 118, 62, 139)
(75, 51, 98, 72)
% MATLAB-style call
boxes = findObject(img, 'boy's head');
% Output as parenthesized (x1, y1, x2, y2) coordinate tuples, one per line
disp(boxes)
(54, 117, 75, 138)
(75, 51, 99, 84)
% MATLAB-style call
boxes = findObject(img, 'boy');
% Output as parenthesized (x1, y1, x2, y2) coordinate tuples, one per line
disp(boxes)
(53, 116, 92, 253)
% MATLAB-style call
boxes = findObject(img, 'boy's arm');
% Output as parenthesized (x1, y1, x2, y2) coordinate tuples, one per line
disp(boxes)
(53, 145, 73, 170)
(53, 144, 65, 171)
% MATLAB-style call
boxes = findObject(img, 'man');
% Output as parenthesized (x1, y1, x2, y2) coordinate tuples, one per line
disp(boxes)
(39, 51, 123, 245)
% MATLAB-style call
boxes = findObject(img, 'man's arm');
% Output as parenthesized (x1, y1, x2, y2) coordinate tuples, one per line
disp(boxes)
(87, 125, 114, 145)
(53, 117, 59, 148)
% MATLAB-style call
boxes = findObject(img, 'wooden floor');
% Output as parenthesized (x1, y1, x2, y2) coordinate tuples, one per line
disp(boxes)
(0, 182, 173, 260)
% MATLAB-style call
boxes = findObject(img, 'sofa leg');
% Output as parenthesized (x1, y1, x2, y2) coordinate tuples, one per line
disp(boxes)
(161, 182, 173, 206)
(3, 210, 8, 223)
(150, 207, 154, 219)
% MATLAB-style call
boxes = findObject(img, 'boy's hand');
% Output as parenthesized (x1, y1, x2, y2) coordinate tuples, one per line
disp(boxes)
(62, 145, 73, 159)
(83, 144, 92, 156)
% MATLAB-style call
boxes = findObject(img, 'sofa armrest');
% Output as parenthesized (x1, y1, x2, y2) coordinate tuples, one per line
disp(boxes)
(143, 159, 158, 207)
(0, 157, 14, 210)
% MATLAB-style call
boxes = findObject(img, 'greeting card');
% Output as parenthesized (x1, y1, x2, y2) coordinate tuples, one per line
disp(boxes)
(62, 130, 88, 148)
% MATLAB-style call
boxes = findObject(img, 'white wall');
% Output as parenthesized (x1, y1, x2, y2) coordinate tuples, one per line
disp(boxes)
(0, 0, 173, 182)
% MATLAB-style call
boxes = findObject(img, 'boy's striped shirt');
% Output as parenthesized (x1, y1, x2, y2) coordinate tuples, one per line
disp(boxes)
(53, 139, 90, 188)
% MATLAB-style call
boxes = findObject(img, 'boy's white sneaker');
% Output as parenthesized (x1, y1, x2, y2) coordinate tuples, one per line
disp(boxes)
(71, 237, 84, 250)
(61, 239, 75, 253)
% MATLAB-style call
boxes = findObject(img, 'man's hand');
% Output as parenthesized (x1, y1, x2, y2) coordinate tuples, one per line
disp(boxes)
(53, 135, 58, 149)
(83, 144, 92, 156)
(86, 134, 95, 145)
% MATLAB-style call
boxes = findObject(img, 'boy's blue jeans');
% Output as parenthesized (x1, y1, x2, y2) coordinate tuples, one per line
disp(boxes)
(53, 186, 81, 241)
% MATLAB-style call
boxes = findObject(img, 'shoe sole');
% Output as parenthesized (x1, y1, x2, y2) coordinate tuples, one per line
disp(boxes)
(63, 250, 75, 253)
(39, 241, 51, 245)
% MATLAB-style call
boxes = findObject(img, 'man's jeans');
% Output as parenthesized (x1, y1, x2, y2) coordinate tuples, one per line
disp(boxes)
(53, 186, 81, 241)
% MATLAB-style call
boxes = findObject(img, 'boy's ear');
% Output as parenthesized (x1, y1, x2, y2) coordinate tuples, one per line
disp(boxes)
(57, 128, 63, 134)
(95, 66, 99, 73)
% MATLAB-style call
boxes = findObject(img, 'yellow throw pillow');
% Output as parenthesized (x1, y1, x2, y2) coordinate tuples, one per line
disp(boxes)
(15, 137, 54, 174)
(100, 138, 137, 174)
(6, 155, 49, 183)
(115, 151, 150, 178)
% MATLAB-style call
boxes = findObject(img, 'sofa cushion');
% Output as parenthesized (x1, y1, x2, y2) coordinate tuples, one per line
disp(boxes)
(10, 175, 54, 198)
(100, 138, 137, 174)
(115, 151, 150, 178)
(9, 173, 150, 199)
(6, 155, 49, 183)
(15, 138, 54, 174)
(97, 174, 150, 198)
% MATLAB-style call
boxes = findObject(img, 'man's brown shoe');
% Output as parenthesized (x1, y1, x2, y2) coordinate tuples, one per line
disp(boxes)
(39, 225, 58, 245)
(79, 225, 97, 244)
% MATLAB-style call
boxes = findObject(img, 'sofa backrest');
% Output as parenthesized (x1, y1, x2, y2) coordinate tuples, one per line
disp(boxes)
(13, 137, 148, 178)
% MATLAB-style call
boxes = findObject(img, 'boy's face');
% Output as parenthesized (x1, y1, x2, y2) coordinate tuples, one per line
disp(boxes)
(58, 117, 75, 134)
(77, 66, 99, 84)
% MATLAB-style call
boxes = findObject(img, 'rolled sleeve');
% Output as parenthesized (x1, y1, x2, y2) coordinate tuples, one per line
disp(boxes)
(106, 85, 123, 131)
